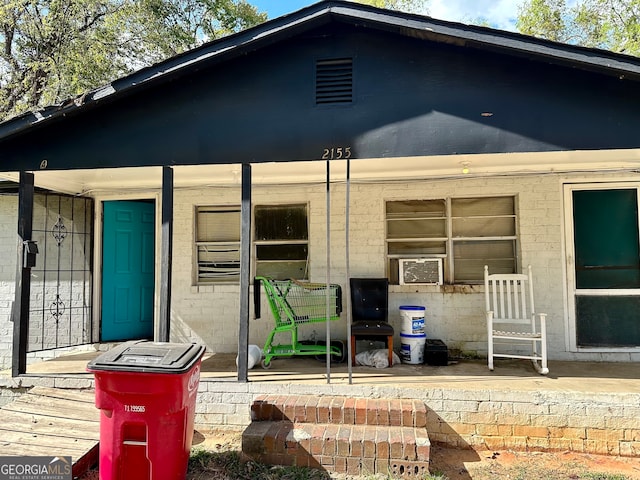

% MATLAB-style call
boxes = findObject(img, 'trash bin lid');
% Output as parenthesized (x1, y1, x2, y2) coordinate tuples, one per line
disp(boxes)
(87, 340, 205, 374)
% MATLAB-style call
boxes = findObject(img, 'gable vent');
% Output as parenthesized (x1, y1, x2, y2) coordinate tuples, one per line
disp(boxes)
(316, 58, 353, 105)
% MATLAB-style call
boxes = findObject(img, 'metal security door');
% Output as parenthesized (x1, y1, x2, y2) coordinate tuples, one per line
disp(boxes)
(570, 187, 640, 347)
(28, 193, 94, 352)
(101, 200, 155, 341)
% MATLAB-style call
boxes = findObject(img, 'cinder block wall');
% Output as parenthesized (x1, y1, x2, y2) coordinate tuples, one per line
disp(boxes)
(424, 388, 640, 456)
(193, 382, 640, 457)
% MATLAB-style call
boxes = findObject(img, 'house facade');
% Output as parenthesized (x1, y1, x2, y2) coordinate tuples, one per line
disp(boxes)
(1, 1, 640, 374)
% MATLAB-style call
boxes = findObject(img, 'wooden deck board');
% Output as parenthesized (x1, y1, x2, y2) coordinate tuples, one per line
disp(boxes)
(0, 386, 99, 478)
(3, 398, 98, 421)
(24, 386, 96, 404)
(0, 410, 100, 440)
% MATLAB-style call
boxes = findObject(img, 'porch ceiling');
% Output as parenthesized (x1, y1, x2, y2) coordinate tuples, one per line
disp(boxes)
(1, 148, 640, 195)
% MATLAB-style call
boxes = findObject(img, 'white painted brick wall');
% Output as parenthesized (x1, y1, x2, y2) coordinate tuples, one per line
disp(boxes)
(169, 174, 640, 362)
(0, 195, 17, 370)
(170, 174, 578, 361)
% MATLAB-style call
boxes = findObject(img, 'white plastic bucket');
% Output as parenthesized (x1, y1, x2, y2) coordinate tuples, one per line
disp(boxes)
(400, 305, 426, 335)
(236, 344, 262, 369)
(400, 333, 426, 364)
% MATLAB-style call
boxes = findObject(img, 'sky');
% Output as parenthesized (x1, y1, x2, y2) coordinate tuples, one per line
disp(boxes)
(249, 0, 524, 32)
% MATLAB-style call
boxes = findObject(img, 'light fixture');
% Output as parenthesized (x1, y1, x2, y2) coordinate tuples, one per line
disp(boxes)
(460, 161, 470, 174)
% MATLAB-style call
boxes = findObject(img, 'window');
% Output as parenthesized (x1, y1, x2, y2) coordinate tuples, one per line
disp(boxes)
(386, 196, 517, 284)
(195, 206, 240, 283)
(255, 204, 309, 280)
(195, 203, 309, 284)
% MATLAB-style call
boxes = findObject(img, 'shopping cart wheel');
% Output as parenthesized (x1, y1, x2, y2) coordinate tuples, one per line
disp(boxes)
(261, 359, 272, 369)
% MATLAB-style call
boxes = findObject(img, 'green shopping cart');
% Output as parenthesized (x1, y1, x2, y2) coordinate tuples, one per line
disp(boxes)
(254, 276, 343, 369)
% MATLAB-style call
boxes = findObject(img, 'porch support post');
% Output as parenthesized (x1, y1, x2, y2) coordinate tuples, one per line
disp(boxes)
(346, 158, 353, 384)
(325, 161, 332, 383)
(159, 166, 173, 342)
(12, 171, 34, 377)
(237, 163, 251, 382)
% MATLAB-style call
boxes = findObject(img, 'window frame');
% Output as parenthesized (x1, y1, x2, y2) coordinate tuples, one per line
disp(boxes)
(194, 202, 311, 284)
(386, 195, 518, 285)
(253, 202, 310, 280)
(194, 204, 241, 285)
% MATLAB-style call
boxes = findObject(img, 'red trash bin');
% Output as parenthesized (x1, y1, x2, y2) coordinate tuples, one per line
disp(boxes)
(87, 340, 205, 480)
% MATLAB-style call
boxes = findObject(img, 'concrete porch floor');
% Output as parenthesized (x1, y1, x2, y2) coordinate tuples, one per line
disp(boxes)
(10, 349, 640, 394)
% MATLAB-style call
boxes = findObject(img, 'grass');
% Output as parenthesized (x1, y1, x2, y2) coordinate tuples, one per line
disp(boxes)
(187, 448, 636, 480)
(187, 449, 448, 480)
(581, 475, 631, 480)
(188, 450, 331, 480)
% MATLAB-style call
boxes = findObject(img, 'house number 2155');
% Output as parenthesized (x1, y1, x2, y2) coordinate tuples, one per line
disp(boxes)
(322, 147, 352, 160)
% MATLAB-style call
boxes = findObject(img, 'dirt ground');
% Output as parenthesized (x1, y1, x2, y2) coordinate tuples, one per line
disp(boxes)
(79, 428, 640, 479)
(429, 446, 640, 479)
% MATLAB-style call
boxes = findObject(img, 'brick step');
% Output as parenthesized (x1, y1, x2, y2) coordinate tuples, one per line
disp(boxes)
(242, 420, 430, 477)
(251, 394, 427, 428)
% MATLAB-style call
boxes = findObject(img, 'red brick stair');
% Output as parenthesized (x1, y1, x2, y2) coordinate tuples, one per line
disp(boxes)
(242, 395, 431, 477)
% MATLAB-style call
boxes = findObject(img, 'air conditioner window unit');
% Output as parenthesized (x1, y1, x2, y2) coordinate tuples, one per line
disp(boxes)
(399, 258, 443, 285)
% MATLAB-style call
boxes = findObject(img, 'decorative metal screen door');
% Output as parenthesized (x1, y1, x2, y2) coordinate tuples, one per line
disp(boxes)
(28, 193, 94, 352)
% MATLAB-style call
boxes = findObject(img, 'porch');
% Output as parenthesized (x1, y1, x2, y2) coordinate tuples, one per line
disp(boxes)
(12, 347, 640, 391)
(2, 350, 639, 458)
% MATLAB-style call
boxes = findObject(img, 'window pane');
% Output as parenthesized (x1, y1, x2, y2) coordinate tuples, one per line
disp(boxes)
(256, 261, 308, 279)
(454, 239, 515, 259)
(576, 295, 640, 347)
(453, 240, 516, 281)
(388, 219, 446, 238)
(386, 199, 445, 217)
(451, 197, 514, 216)
(452, 217, 515, 237)
(388, 258, 400, 284)
(255, 204, 308, 241)
(197, 206, 240, 242)
(256, 244, 308, 261)
(198, 243, 240, 282)
(388, 241, 446, 255)
(573, 189, 640, 289)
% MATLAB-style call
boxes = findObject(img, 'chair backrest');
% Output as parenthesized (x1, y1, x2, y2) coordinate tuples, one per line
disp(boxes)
(484, 265, 535, 323)
(350, 278, 389, 322)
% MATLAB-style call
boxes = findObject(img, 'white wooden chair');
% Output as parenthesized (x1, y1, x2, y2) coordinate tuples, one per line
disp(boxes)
(484, 265, 548, 375)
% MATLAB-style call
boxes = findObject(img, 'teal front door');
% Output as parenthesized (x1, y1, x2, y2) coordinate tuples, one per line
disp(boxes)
(101, 200, 155, 341)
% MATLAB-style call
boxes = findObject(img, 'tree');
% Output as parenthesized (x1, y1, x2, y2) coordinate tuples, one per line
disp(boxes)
(0, 0, 266, 121)
(517, 0, 640, 55)
(355, 0, 429, 14)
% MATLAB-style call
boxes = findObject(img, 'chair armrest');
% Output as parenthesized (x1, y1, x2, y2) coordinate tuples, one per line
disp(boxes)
(535, 312, 547, 334)
(533, 312, 547, 323)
